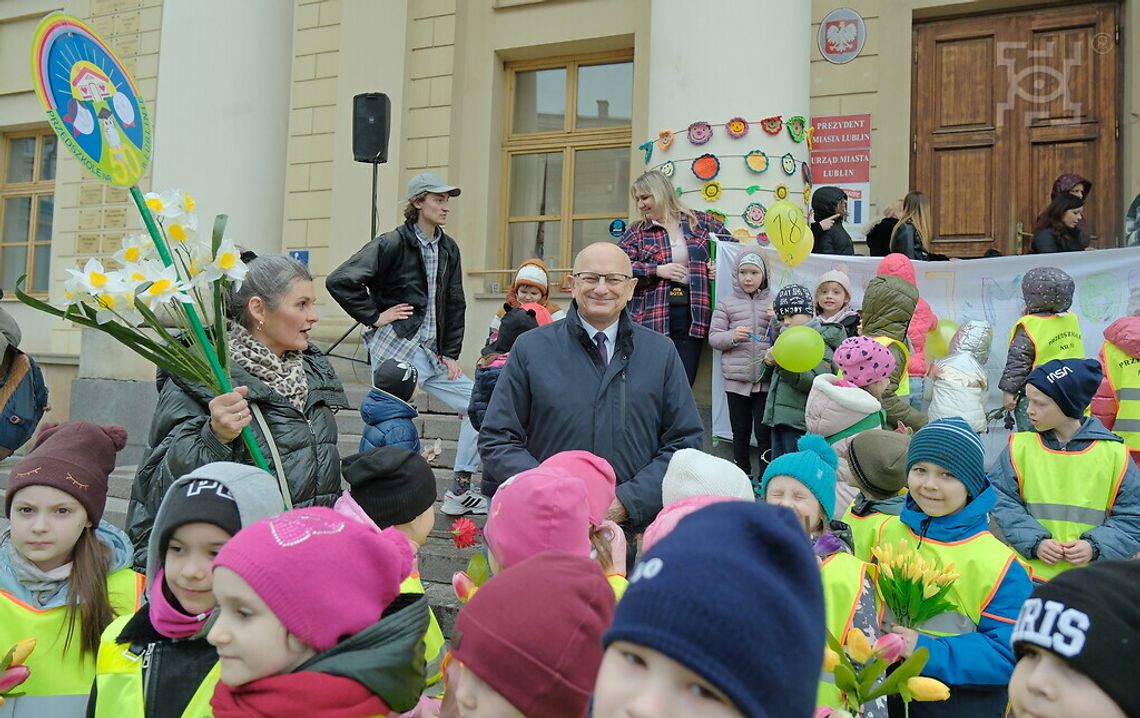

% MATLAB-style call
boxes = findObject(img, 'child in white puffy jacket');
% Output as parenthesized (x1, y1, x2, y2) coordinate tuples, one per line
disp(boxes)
(928, 320, 993, 432)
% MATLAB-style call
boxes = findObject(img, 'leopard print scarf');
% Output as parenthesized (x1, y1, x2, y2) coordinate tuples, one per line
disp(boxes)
(228, 323, 308, 412)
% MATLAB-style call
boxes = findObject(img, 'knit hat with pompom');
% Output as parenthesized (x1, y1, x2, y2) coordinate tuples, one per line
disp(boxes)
(760, 434, 839, 517)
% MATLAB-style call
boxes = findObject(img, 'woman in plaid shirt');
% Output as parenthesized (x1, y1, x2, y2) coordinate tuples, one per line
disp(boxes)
(619, 170, 732, 386)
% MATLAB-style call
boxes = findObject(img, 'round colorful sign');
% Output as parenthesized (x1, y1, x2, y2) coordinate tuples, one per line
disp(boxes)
(31, 14, 152, 187)
(818, 8, 867, 65)
(608, 219, 627, 238)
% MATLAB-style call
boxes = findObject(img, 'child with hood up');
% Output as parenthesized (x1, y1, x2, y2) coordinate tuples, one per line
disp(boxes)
(1091, 299, 1140, 466)
(927, 320, 993, 432)
(207, 507, 430, 717)
(1000, 267, 1085, 431)
(860, 275, 928, 431)
(468, 306, 541, 497)
(763, 284, 846, 459)
(877, 253, 939, 412)
(707, 252, 773, 475)
(488, 258, 564, 342)
(990, 358, 1140, 582)
(806, 336, 895, 517)
(810, 186, 854, 255)
(0, 421, 141, 715)
(90, 463, 284, 718)
(815, 268, 860, 338)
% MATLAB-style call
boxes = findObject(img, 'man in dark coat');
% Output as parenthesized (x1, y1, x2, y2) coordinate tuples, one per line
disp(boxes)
(478, 242, 704, 543)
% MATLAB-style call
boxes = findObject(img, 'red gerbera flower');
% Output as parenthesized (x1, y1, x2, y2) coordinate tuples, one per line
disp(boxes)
(450, 517, 479, 548)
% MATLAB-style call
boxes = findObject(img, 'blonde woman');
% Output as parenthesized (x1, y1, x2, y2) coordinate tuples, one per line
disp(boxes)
(618, 170, 732, 386)
(889, 191, 944, 261)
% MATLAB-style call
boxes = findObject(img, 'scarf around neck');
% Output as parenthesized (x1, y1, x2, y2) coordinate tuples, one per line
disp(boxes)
(228, 324, 308, 412)
(149, 567, 211, 639)
(2, 530, 73, 608)
(211, 671, 389, 718)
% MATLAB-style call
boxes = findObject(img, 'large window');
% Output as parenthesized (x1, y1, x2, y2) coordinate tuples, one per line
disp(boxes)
(501, 53, 633, 281)
(0, 132, 56, 294)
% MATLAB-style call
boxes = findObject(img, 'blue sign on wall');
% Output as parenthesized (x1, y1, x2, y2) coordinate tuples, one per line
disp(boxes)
(289, 250, 310, 267)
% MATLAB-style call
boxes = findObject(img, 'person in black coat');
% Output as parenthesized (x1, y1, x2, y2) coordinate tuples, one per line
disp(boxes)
(1032, 193, 1086, 253)
(810, 186, 854, 255)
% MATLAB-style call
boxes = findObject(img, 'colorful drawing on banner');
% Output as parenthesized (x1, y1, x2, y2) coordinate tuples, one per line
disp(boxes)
(818, 7, 867, 64)
(743, 202, 767, 229)
(745, 150, 769, 173)
(692, 153, 720, 181)
(31, 14, 151, 187)
(608, 219, 626, 238)
(1079, 272, 1121, 321)
(764, 199, 811, 267)
(786, 116, 807, 143)
(781, 153, 796, 175)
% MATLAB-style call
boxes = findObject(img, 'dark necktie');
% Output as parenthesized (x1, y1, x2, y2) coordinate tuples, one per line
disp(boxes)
(594, 331, 608, 365)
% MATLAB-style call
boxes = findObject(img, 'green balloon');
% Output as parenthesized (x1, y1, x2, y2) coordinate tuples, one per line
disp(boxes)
(772, 325, 825, 373)
(926, 319, 959, 360)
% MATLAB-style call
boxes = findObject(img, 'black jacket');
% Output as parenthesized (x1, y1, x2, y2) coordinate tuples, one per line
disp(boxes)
(1031, 227, 1083, 253)
(86, 603, 218, 718)
(478, 303, 704, 532)
(326, 222, 466, 360)
(865, 216, 899, 256)
(810, 186, 854, 255)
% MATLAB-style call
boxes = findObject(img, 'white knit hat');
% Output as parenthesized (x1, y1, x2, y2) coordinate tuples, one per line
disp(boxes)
(815, 269, 852, 300)
(661, 449, 756, 506)
(514, 263, 548, 290)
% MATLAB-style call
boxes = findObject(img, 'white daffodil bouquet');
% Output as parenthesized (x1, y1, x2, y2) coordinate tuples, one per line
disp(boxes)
(17, 189, 247, 392)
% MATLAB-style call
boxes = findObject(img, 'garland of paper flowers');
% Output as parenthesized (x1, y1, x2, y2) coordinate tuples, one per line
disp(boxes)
(679, 182, 800, 202)
(637, 114, 812, 163)
(648, 152, 810, 181)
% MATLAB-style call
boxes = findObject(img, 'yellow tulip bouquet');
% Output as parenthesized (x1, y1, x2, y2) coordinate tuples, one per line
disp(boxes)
(0, 639, 35, 706)
(872, 540, 959, 628)
(817, 628, 949, 717)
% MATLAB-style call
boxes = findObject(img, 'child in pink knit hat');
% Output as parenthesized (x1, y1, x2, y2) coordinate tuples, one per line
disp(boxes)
(207, 507, 428, 717)
(833, 335, 897, 400)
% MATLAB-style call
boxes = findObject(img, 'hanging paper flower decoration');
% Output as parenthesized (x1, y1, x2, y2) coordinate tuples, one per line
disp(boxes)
(675, 185, 684, 196)
(691, 153, 720, 181)
(638, 140, 654, 164)
(745, 185, 761, 195)
(774, 184, 790, 201)
(726, 117, 749, 139)
(688, 121, 713, 145)
(760, 116, 783, 135)
(702, 181, 723, 202)
(744, 150, 769, 174)
(660, 161, 675, 178)
(786, 115, 807, 143)
(781, 153, 797, 175)
(657, 130, 675, 150)
(705, 208, 727, 225)
(803, 185, 813, 205)
(743, 202, 767, 229)
(801, 162, 813, 185)
(806, 126, 816, 151)
(732, 228, 753, 242)
(757, 232, 771, 245)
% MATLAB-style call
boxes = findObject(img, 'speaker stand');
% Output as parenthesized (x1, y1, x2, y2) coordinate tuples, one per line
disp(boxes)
(370, 159, 380, 240)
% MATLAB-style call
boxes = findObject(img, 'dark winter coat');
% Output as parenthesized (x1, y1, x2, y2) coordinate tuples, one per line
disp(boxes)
(865, 216, 899, 257)
(326, 221, 466, 360)
(810, 186, 854, 255)
(998, 267, 1075, 395)
(126, 347, 348, 569)
(860, 276, 927, 430)
(478, 303, 704, 532)
(762, 319, 845, 431)
(360, 388, 420, 453)
(1032, 173, 1092, 249)
(1031, 227, 1084, 253)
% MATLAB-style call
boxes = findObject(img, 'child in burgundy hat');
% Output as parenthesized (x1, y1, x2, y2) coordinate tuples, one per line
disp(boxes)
(207, 507, 429, 717)
(0, 421, 139, 712)
(451, 551, 615, 718)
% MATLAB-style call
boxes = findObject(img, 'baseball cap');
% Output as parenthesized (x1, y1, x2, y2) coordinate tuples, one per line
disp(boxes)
(403, 172, 461, 201)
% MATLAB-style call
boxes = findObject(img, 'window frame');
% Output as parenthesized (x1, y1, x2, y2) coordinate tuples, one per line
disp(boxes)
(0, 130, 57, 296)
(500, 50, 633, 278)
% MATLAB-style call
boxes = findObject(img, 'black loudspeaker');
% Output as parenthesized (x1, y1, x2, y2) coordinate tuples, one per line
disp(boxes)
(352, 93, 391, 163)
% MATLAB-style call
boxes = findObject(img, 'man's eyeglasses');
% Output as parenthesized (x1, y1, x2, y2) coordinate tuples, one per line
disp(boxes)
(572, 272, 633, 288)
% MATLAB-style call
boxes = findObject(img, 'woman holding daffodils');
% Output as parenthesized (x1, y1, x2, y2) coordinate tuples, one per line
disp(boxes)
(126, 254, 348, 569)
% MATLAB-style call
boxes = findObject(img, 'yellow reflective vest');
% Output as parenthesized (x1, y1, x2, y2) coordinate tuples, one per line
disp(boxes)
(1102, 340, 1140, 456)
(817, 552, 874, 710)
(1010, 313, 1084, 369)
(401, 572, 445, 698)
(844, 504, 893, 563)
(0, 567, 143, 710)
(872, 336, 910, 396)
(92, 613, 219, 718)
(1008, 431, 1128, 581)
(876, 518, 1018, 637)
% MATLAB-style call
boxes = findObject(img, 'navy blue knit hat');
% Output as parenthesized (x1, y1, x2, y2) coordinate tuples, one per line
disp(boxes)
(773, 284, 815, 319)
(907, 417, 988, 498)
(605, 502, 824, 718)
(1026, 358, 1103, 420)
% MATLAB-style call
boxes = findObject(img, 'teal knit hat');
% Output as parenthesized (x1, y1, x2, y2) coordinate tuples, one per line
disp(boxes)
(761, 434, 838, 517)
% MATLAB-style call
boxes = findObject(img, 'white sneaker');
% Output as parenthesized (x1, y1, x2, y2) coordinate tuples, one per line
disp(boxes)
(441, 489, 489, 516)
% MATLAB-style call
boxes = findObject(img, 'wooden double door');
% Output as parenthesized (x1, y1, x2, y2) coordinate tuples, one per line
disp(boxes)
(912, 2, 1121, 256)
